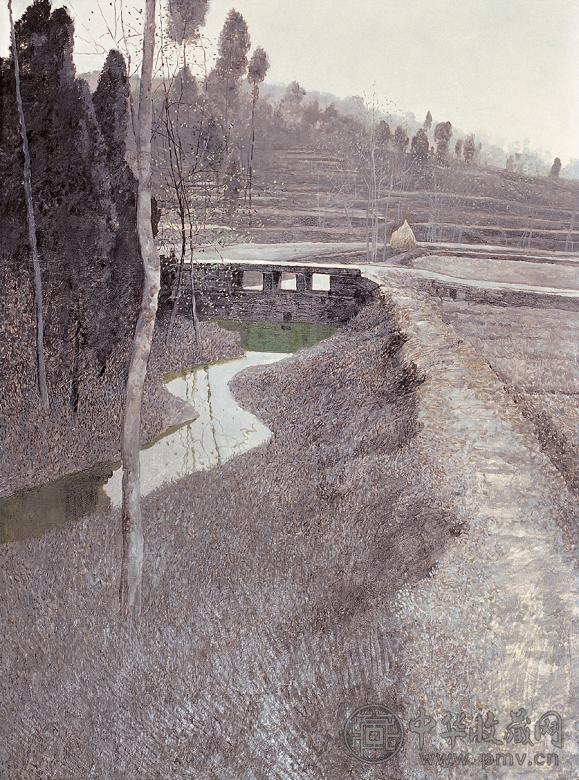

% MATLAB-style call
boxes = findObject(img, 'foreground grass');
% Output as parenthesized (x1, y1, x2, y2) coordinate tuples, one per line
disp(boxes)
(0, 303, 451, 778)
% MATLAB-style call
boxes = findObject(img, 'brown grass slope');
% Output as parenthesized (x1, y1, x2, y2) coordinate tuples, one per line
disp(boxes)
(0, 304, 453, 779)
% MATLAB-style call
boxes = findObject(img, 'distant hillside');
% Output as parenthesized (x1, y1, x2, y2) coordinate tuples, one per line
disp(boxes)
(255, 83, 553, 175)
(80, 68, 574, 178)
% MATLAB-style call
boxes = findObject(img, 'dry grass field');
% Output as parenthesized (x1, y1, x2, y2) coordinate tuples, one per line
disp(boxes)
(439, 300, 578, 494)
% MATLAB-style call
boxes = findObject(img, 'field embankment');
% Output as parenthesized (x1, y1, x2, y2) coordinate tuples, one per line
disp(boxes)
(377, 284, 577, 776)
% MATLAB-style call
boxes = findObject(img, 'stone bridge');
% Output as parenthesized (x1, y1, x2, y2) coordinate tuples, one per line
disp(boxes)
(164, 259, 379, 325)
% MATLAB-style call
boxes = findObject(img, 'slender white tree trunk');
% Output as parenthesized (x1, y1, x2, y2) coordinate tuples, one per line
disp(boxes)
(370, 107, 381, 262)
(120, 0, 159, 620)
(366, 182, 372, 263)
(8, 0, 49, 410)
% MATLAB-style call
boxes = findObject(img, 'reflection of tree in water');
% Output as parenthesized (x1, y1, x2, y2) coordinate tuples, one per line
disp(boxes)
(205, 366, 222, 467)
(176, 364, 241, 476)
(0, 463, 113, 544)
(185, 362, 265, 472)
(177, 368, 198, 478)
(207, 363, 260, 459)
(3, 348, 295, 543)
(177, 365, 233, 475)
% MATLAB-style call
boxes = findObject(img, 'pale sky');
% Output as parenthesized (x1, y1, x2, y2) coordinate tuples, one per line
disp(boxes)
(2, 0, 578, 162)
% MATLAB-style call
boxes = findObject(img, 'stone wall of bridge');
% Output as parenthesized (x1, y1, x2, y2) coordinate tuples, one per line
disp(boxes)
(161, 260, 379, 325)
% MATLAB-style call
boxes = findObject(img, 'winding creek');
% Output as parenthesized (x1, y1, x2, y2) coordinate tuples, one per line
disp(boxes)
(0, 322, 334, 544)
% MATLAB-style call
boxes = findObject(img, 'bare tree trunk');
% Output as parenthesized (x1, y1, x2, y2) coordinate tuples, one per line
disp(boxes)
(184, 193, 201, 346)
(189, 264, 200, 344)
(247, 88, 257, 226)
(343, 202, 352, 229)
(382, 201, 388, 262)
(167, 207, 186, 343)
(365, 184, 371, 261)
(8, 0, 49, 410)
(120, 0, 159, 621)
(565, 210, 575, 252)
(370, 138, 378, 262)
(161, 76, 198, 346)
(224, 75, 231, 155)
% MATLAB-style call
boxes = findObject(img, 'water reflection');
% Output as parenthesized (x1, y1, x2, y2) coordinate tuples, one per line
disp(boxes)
(0, 321, 335, 543)
(103, 352, 287, 507)
(0, 464, 114, 544)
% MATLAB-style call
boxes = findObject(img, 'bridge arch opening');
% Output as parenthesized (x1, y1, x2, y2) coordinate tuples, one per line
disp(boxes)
(280, 272, 297, 291)
(312, 273, 330, 291)
(242, 271, 263, 291)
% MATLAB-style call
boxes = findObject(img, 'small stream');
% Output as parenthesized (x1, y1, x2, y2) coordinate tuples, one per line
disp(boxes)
(0, 322, 334, 544)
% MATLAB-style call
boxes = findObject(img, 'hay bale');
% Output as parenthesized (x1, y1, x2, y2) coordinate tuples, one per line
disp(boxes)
(390, 220, 417, 250)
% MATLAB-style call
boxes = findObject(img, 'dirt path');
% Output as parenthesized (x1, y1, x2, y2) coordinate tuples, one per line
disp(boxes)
(376, 283, 578, 776)
(410, 255, 579, 289)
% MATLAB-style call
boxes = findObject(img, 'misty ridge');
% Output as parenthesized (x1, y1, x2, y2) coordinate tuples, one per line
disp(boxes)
(78, 67, 579, 181)
(68, 2, 578, 266)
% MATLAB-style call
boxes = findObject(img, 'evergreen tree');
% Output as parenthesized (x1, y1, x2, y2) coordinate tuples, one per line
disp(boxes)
(411, 128, 429, 165)
(434, 121, 453, 159)
(224, 151, 243, 222)
(393, 125, 409, 153)
(214, 9, 250, 149)
(0, 2, 140, 415)
(167, 0, 208, 46)
(7, 0, 49, 408)
(172, 63, 199, 105)
(216, 9, 251, 82)
(166, 64, 200, 154)
(302, 99, 321, 128)
(463, 134, 476, 163)
(93, 50, 130, 173)
(279, 80, 306, 124)
(247, 46, 270, 223)
(376, 119, 391, 147)
(550, 157, 562, 178)
(93, 50, 143, 370)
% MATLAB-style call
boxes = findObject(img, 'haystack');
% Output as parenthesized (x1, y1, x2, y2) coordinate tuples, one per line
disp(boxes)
(389, 220, 417, 250)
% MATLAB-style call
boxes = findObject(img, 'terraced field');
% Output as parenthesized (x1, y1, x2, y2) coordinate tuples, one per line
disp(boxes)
(246, 147, 579, 251)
